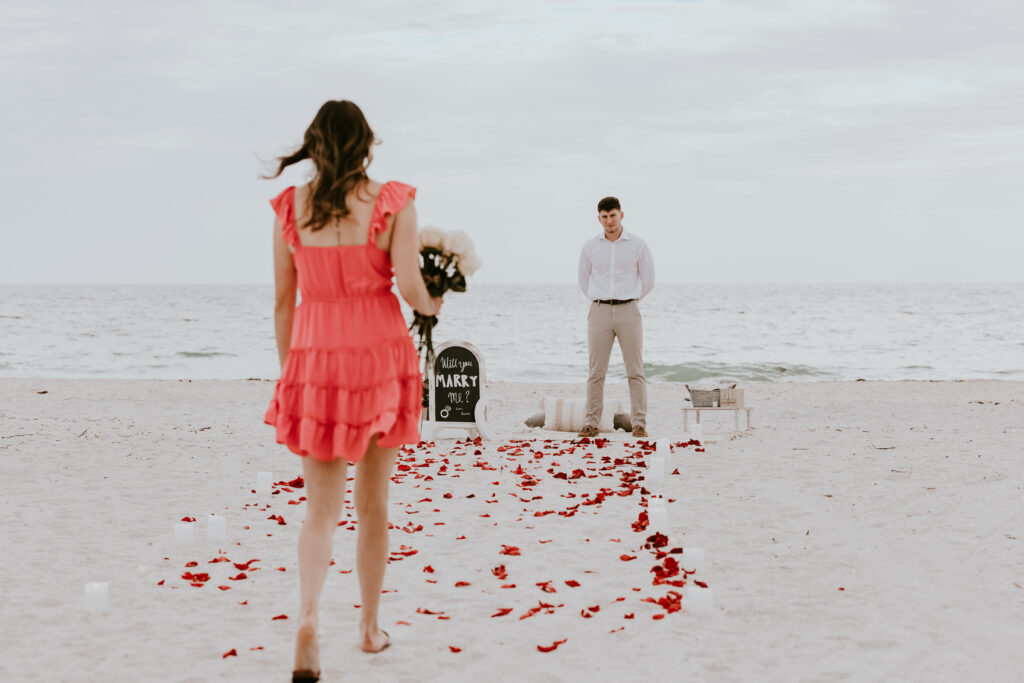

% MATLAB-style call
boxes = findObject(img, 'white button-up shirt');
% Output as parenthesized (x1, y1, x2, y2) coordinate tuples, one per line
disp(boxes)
(578, 229, 655, 301)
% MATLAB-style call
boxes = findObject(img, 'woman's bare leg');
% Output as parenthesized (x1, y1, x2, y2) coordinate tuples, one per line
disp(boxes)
(354, 436, 398, 652)
(294, 455, 349, 673)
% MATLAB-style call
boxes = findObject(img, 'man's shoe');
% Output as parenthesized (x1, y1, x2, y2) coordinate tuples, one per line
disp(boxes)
(577, 425, 600, 438)
(632, 426, 648, 438)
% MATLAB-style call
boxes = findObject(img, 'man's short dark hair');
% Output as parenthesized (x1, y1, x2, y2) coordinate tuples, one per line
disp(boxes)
(597, 196, 621, 212)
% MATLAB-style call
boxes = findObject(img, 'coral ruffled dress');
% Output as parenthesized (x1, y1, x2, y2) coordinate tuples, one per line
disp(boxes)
(264, 182, 422, 463)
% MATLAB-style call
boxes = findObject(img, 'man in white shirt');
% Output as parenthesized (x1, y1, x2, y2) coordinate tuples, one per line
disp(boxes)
(577, 196, 655, 438)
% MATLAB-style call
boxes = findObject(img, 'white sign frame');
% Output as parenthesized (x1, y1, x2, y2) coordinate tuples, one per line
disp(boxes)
(421, 340, 495, 440)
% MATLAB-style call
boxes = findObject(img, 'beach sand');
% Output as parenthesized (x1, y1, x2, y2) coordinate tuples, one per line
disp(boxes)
(1, 378, 1022, 681)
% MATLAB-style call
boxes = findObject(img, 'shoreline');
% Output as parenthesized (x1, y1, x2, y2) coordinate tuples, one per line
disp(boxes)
(2, 378, 1022, 680)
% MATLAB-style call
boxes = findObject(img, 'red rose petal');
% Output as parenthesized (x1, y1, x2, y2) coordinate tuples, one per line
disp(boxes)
(652, 613, 665, 620)
(537, 638, 568, 653)
(454, 581, 470, 587)
(238, 600, 248, 605)
(499, 545, 521, 556)
(620, 554, 637, 562)
(491, 608, 513, 617)
(184, 561, 198, 568)
(564, 580, 581, 588)
(272, 614, 288, 620)
(218, 585, 231, 590)
(423, 565, 435, 573)
(157, 580, 165, 586)
(449, 646, 462, 653)
(222, 648, 237, 658)
(416, 607, 444, 615)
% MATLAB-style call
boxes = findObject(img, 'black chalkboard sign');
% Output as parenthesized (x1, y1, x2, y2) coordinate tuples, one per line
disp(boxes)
(431, 342, 483, 424)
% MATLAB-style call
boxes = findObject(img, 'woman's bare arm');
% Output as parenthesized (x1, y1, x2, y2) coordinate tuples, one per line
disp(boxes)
(391, 201, 442, 316)
(272, 218, 297, 369)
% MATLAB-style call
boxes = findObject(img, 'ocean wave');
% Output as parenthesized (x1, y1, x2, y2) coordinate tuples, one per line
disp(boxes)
(176, 351, 236, 358)
(637, 362, 833, 383)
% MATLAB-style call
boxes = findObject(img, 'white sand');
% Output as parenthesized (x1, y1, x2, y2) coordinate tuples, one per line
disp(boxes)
(1, 378, 1022, 681)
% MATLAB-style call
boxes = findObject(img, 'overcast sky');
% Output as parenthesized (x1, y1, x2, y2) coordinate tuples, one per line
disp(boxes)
(3, 0, 1022, 284)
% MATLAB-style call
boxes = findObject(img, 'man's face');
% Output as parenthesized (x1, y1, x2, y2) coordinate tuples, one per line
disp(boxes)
(599, 209, 623, 235)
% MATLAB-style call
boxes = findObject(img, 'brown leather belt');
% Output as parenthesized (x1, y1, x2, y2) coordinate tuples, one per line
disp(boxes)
(593, 299, 636, 305)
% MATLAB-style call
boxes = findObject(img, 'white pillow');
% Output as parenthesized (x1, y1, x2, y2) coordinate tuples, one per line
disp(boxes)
(540, 397, 621, 432)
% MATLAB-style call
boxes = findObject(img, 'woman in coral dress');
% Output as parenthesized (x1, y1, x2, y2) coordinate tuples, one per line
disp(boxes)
(264, 100, 440, 681)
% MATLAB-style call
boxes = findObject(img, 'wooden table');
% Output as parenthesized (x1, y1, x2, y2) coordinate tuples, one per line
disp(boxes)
(682, 406, 753, 432)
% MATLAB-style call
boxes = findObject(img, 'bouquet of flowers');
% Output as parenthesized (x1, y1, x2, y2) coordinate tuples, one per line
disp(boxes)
(410, 227, 481, 368)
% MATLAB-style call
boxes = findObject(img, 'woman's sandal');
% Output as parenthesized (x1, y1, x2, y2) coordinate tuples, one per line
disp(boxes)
(292, 669, 320, 682)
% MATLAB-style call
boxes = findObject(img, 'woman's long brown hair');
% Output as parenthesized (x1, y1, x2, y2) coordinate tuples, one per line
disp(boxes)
(266, 100, 376, 232)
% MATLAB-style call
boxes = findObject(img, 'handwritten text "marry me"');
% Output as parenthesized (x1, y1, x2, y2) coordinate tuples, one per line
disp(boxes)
(435, 374, 479, 388)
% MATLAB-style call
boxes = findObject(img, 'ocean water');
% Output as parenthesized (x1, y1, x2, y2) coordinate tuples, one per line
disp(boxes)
(0, 284, 1021, 383)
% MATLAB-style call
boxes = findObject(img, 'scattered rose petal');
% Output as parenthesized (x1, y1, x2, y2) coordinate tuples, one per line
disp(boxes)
(449, 646, 462, 653)
(620, 554, 637, 562)
(537, 638, 568, 653)
(416, 607, 444, 615)
(491, 608, 513, 618)
(222, 649, 237, 658)
(272, 614, 288, 620)
(455, 581, 470, 587)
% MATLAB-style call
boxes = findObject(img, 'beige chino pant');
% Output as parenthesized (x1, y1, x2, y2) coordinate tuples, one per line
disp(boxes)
(586, 300, 646, 429)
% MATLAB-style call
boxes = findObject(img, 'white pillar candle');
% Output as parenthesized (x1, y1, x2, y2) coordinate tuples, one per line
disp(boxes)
(686, 584, 713, 615)
(256, 471, 273, 497)
(648, 456, 665, 486)
(207, 514, 226, 543)
(648, 498, 668, 533)
(681, 547, 705, 573)
(174, 522, 194, 547)
(84, 582, 108, 613)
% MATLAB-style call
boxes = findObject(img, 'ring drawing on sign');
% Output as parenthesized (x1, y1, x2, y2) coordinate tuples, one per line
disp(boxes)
(440, 406, 451, 419)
